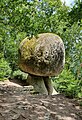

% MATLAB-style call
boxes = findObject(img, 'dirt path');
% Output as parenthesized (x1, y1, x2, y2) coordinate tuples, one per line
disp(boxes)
(0, 80, 82, 120)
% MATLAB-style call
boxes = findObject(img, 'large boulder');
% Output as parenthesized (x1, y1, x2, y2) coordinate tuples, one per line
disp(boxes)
(18, 33, 65, 77)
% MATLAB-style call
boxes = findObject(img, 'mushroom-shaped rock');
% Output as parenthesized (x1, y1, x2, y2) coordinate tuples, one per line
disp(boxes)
(18, 33, 65, 95)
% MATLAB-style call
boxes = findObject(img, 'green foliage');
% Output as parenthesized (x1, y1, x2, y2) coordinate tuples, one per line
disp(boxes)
(53, 68, 82, 98)
(0, 58, 12, 80)
(62, 22, 82, 80)
(13, 70, 28, 80)
(69, 0, 82, 23)
(4, 32, 27, 72)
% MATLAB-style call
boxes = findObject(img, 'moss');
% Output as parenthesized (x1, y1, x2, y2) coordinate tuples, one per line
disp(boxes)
(21, 36, 38, 60)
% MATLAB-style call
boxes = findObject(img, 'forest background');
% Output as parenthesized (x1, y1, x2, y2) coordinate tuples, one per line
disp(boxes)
(0, 0, 82, 98)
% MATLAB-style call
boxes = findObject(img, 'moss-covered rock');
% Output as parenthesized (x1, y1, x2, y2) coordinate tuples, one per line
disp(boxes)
(18, 33, 65, 76)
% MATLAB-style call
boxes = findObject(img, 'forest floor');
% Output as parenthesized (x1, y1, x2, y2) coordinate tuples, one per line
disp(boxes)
(0, 79, 82, 120)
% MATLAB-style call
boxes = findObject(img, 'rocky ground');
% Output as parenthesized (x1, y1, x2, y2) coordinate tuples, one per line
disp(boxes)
(0, 79, 82, 120)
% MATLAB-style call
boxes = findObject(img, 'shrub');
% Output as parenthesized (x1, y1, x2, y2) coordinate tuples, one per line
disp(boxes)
(0, 58, 12, 80)
(12, 70, 28, 80)
(52, 68, 82, 98)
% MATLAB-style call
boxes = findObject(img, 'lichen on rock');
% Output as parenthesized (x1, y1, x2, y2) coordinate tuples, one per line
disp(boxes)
(18, 33, 65, 77)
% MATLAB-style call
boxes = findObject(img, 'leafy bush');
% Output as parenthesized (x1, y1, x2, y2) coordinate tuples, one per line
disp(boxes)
(0, 58, 12, 80)
(12, 70, 28, 80)
(52, 68, 82, 98)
